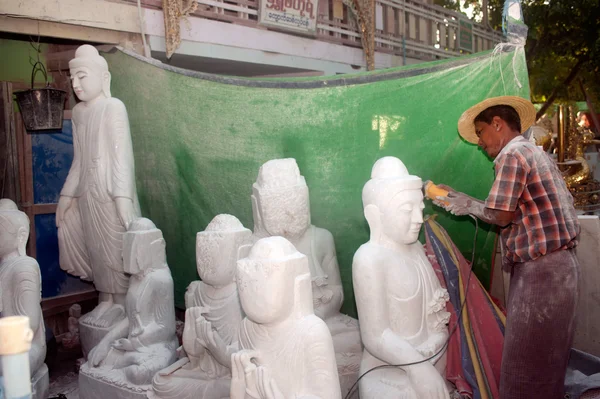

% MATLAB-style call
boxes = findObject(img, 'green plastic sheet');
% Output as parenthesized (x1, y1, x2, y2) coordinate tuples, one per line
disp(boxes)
(105, 47, 530, 315)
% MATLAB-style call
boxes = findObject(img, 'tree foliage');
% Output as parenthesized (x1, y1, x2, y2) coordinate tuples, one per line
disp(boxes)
(522, 0, 600, 115)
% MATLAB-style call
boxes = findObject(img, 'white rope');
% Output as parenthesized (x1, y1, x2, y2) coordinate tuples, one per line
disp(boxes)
(489, 41, 524, 95)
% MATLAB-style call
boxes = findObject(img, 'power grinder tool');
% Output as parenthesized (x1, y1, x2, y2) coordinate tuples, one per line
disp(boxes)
(423, 180, 449, 206)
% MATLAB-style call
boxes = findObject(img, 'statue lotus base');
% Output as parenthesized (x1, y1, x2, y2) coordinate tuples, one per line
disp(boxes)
(79, 363, 149, 399)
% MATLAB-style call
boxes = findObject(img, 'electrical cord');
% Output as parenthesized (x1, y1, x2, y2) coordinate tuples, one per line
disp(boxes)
(344, 215, 479, 399)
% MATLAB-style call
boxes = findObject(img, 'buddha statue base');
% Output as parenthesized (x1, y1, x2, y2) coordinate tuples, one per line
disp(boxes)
(79, 362, 150, 399)
(32, 363, 49, 399)
(79, 312, 126, 358)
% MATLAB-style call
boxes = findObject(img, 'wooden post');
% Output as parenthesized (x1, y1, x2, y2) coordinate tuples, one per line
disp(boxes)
(1, 82, 20, 203)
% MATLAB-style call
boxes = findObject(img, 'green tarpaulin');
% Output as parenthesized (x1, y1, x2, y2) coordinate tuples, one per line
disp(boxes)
(105, 46, 530, 315)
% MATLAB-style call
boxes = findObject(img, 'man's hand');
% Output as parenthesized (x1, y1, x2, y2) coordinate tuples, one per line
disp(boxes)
(432, 184, 514, 227)
(435, 191, 476, 216)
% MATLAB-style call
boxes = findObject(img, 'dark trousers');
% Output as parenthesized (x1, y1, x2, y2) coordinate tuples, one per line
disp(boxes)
(500, 249, 579, 399)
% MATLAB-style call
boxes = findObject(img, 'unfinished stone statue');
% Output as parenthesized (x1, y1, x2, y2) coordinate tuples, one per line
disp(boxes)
(353, 157, 450, 399)
(56, 44, 141, 356)
(62, 304, 82, 349)
(150, 214, 251, 399)
(232, 236, 341, 399)
(251, 158, 362, 394)
(0, 199, 49, 399)
(79, 218, 178, 399)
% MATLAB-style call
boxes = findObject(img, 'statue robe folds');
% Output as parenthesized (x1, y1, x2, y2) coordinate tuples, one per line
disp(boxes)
(150, 282, 243, 399)
(58, 97, 140, 294)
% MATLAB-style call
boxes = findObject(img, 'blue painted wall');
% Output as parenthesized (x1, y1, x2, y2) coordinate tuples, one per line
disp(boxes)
(31, 121, 92, 297)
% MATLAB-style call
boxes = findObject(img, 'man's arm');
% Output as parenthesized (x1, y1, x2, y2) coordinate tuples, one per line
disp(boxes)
(441, 192, 515, 227)
(435, 153, 526, 227)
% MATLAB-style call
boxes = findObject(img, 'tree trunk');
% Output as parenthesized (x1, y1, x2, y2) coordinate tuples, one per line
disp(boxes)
(536, 58, 586, 120)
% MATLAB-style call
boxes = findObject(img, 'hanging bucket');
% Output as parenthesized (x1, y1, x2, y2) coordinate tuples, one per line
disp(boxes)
(14, 61, 66, 132)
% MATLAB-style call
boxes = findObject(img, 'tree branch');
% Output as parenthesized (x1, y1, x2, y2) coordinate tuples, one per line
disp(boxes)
(536, 57, 587, 120)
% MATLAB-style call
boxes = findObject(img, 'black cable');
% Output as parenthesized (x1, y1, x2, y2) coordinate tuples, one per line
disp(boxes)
(344, 215, 479, 399)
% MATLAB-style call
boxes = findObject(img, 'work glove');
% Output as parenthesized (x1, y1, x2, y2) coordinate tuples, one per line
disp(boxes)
(432, 186, 483, 217)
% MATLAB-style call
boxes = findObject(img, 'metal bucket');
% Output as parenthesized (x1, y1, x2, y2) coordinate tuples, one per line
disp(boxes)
(14, 87, 67, 131)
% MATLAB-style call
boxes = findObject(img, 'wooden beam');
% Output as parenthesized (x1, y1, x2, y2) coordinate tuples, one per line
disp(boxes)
(42, 289, 98, 318)
(32, 203, 58, 215)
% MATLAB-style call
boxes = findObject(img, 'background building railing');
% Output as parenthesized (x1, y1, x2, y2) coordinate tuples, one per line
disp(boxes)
(130, 0, 504, 63)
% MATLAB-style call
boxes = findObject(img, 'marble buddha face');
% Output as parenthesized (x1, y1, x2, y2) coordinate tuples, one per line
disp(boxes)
(0, 203, 29, 259)
(252, 159, 311, 240)
(123, 219, 166, 275)
(70, 66, 107, 103)
(69, 45, 111, 103)
(363, 157, 424, 246)
(196, 230, 249, 287)
(380, 188, 424, 245)
(254, 185, 310, 239)
(237, 237, 304, 324)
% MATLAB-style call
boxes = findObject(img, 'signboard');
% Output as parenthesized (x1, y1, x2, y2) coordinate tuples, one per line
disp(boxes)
(259, 0, 320, 35)
(458, 19, 474, 52)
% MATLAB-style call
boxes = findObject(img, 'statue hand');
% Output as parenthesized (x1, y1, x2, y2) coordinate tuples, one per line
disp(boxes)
(197, 317, 227, 359)
(312, 276, 328, 288)
(115, 197, 135, 230)
(256, 366, 284, 399)
(408, 363, 449, 399)
(112, 338, 135, 351)
(231, 350, 259, 399)
(88, 341, 111, 367)
(56, 196, 73, 228)
(182, 307, 205, 357)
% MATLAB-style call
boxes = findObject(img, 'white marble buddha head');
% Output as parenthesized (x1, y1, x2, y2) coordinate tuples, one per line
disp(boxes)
(196, 214, 251, 287)
(251, 159, 311, 240)
(0, 199, 30, 259)
(123, 218, 166, 275)
(237, 236, 312, 325)
(69, 44, 111, 103)
(362, 157, 424, 246)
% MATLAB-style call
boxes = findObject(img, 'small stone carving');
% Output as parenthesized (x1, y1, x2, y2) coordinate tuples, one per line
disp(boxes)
(0, 199, 49, 399)
(232, 236, 341, 399)
(57, 44, 141, 356)
(62, 304, 82, 349)
(150, 214, 251, 399)
(79, 218, 178, 399)
(353, 157, 451, 399)
(251, 158, 362, 395)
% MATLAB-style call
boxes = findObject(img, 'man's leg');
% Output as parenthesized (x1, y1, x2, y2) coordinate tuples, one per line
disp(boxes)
(500, 249, 579, 399)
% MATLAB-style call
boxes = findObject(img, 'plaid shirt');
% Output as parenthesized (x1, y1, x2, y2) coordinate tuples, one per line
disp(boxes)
(485, 136, 579, 263)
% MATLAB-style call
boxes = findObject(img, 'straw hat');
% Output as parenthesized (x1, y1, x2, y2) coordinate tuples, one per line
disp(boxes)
(457, 96, 537, 144)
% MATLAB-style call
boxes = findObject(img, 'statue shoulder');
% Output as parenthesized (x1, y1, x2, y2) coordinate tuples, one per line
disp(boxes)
(304, 315, 331, 337)
(352, 244, 380, 269)
(105, 97, 128, 115)
(150, 267, 174, 286)
(10, 257, 41, 279)
(311, 226, 336, 253)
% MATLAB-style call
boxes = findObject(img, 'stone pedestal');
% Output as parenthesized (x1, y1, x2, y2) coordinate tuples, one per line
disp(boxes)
(79, 363, 149, 399)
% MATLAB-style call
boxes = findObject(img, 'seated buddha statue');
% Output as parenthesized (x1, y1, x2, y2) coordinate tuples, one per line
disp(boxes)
(353, 157, 451, 399)
(0, 199, 49, 399)
(250, 158, 362, 395)
(231, 236, 341, 399)
(150, 214, 251, 399)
